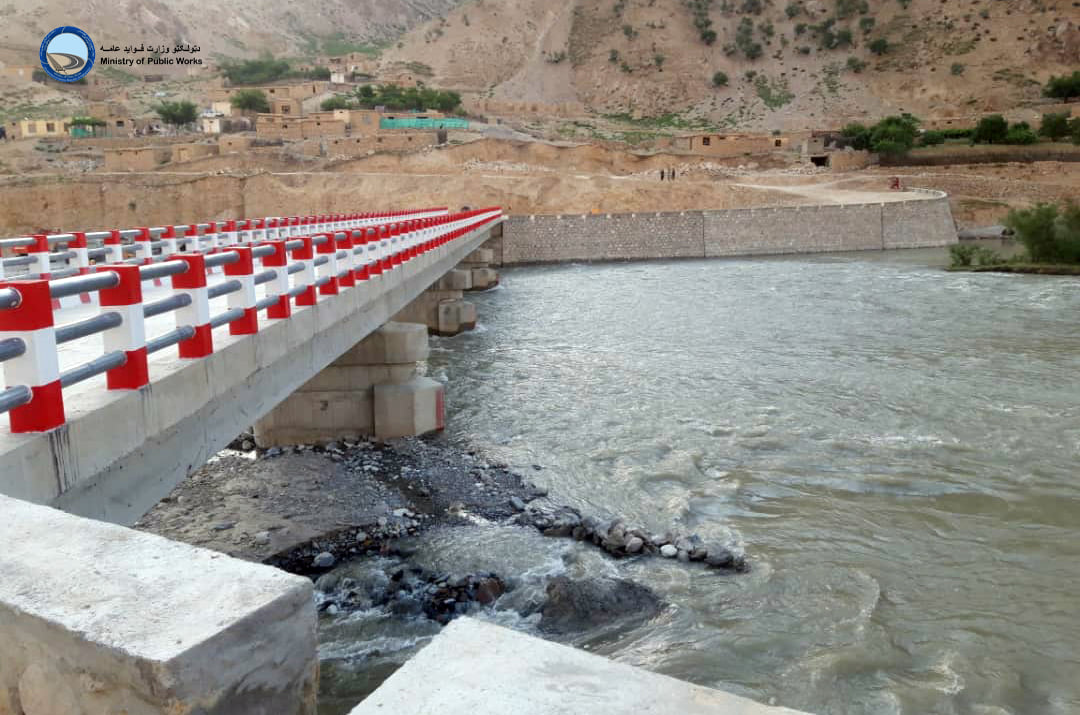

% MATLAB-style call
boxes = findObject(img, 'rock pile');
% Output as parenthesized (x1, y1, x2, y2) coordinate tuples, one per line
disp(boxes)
(316, 564, 506, 626)
(512, 502, 748, 572)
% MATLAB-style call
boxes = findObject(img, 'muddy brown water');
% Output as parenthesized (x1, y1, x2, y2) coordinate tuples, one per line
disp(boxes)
(321, 248, 1080, 714)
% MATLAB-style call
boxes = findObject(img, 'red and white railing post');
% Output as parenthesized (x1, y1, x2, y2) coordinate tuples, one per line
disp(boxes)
(170, 254, 212, 358)
(292, 236, 317, 307)
(316, 234, 339, 296)
(336, 231, 356, 288)
(224, 246, 258, 335)
(105, 230, 124, 265)
(28, 235, 50, 279)
(0, 279, 64, 432)
(98, 265, 148, 390)
(259, 240, 291, 320)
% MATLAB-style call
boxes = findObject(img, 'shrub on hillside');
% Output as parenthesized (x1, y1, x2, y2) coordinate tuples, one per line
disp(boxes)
(971, 114, 1008, 144)
(846, 56, 867, 72)
(948, 243, 977, 267)
(868, 38, 888, 54)
(1003, 122, 1038, 145)
(920, 130, 946, 146)
(1038, 112, 1072, 141)
(1004, 201, 1080, 264)
(712, 70, 729, 86)
(951, 63, 965, 76)
(221, 57, 292, 85)
(1043, 71, 1080, 100)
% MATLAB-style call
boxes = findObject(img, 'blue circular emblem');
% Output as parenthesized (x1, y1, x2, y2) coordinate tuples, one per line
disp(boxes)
(39, 26, 95, 82)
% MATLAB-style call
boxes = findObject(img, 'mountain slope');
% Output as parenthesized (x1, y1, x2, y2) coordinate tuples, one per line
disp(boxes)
(379, 0, 1079, 130)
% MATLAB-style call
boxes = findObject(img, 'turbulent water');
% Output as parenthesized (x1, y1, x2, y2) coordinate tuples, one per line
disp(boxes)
(322, 249, 1080, 714)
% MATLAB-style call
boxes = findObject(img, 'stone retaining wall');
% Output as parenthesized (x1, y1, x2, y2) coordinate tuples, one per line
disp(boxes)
(501, 191, 956, 264)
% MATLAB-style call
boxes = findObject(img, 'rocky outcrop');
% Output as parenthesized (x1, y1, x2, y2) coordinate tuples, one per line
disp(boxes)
(538, 576, 664, 635)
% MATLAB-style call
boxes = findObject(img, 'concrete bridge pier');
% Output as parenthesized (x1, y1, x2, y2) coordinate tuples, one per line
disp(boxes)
(253, 321, 443, 446)
(393, 269, 477, 336)
(460, 248, 499, 291)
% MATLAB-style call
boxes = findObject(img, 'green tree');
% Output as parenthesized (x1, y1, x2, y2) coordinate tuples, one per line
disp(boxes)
(1070, 117, 1080, 145)
(868, 114, 920, 155)
(358, 84, 377, 100)
(841, 122, 870, 149)
(306, 65, 331, 80)
(971, 114, 1008, 144)
(1043, 71, 1080, 100)
(230, 89, 269, 114)
(1004, 201, 1080, 264)
(1038, 112, 1071, 141)
(220, 56, 291, 85)
(920, 130, 946, 146)
(1003, 122, 1038, 145)
(868, 37, 888, 54)
(154, 100, 198, 127)
(785, 2, 801, 17)
(321, 95, 352, 111)
(712, 70, 729, 87)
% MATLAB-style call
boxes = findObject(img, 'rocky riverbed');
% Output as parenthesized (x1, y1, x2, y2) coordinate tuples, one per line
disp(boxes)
(138, 434, 749, 713)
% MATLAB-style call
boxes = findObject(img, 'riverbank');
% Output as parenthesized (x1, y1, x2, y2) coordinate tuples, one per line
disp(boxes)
(137, 434, 749, 711)
(946, 263, 1080, 275)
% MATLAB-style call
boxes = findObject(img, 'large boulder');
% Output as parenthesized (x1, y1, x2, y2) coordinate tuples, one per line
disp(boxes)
(539, 576, 663, 635)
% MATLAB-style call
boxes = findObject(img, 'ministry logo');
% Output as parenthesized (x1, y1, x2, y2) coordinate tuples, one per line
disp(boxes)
(39, 26, 95, 82)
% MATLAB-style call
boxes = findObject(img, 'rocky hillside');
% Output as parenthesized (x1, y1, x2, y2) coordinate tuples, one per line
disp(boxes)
(0, 0, 466, 61)
(378, 0, 1079, 130)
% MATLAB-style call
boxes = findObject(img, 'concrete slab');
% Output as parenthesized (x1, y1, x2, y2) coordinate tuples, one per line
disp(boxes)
(350, 618, 810, 715)
(0, 494, 317, 714)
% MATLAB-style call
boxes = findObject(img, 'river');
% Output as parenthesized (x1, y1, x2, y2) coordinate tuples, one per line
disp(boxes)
(322, 249, 1080, 714)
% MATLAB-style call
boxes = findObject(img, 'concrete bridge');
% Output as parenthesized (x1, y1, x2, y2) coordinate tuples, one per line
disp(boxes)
(0, 206, 808, 715)
(0, 207, 502, 524)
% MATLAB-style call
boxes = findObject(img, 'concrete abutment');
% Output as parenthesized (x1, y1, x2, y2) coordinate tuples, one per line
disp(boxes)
(254, 321, 444, 445)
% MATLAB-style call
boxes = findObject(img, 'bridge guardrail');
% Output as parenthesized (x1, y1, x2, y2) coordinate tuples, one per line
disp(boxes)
(0, 206, 504, 434)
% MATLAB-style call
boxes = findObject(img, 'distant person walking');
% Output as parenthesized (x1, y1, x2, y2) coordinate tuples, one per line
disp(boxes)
(0, 126, 7, 141)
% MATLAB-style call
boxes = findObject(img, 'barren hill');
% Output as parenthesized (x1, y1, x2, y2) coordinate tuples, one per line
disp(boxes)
(379, 0, 1079, 130)
(0, 0, 466, 61)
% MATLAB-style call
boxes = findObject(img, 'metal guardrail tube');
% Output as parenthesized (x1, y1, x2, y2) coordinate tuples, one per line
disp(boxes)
(146, 326, 195, 354)
(84, 231, 112, 242)
(251, 245, 275, 259)
(49, 250, 76, 262)
(50, 271, 119, 299)
(284, 239, 304, 250)
(253, 269, 277, 286)
(60, 351, 127, 388)
(2, 256, 34, 268)
(207, 279, 242, 300)
(314, 275, 331, 288)
(87, 247, 108, 260)
(312, 235, 328, 246)
(313, 256, 329, 267)
(287, 263, 304, 275)
(209, 308, 245, 329)
(0, 288, 20, 309)
(55, 312, 123, 345)
(0, 237, 34, 249)
(0, 385, 32, 414)
(253, 295, 279, 312)
(140, 260, 188, 281)
(205, 251, 241, 268)
(0, 337, 26, 362)
(48, 267, 80, 280)
(286, 285, 308, 298)
(144, 293, 192, 319)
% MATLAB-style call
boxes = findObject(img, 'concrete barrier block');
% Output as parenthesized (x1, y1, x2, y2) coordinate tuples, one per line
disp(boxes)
(435, 299, 477, 336)
(0, 495, 317, 714)
(373, 376, 444, 439)
(460, 248, 494, 266)
(301, 363, 416, 391)
(468, 267, 499, 290)
(351, 617, 808, 715)
(433, 269, 472, 291)
(339, 321, 429, 365)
